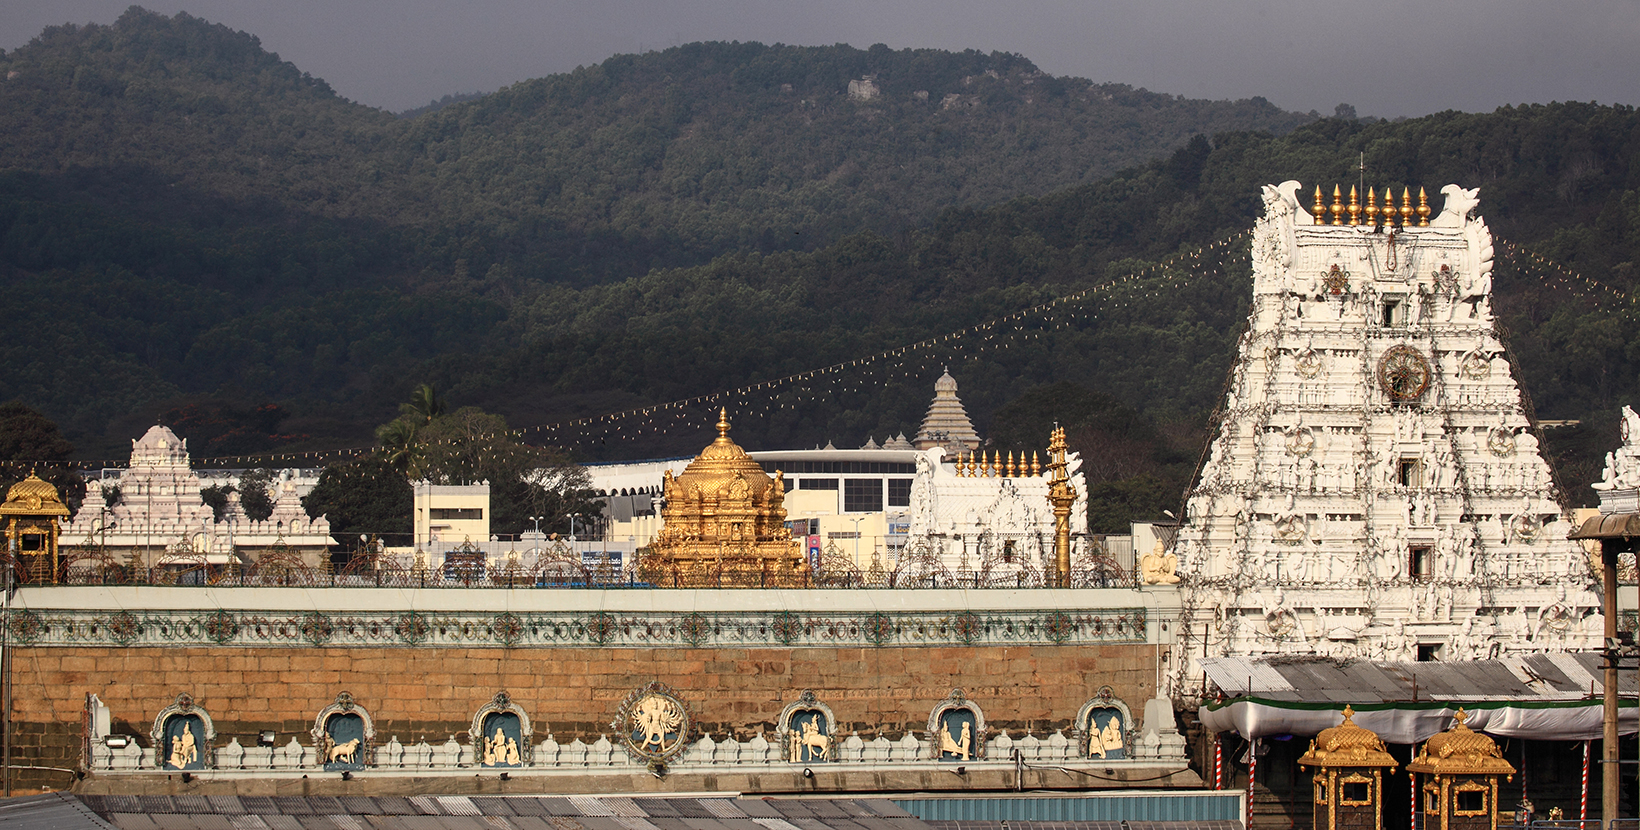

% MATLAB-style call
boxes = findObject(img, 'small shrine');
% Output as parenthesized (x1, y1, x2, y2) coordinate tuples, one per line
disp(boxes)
(0, 473, 71, 583)
(1298, 706, 1399, 830)
(1406, 710, 1515, 830)
(644, 409, 804, 586)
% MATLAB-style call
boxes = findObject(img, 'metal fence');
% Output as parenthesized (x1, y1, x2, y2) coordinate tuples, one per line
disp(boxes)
(16, 537, 1135, 590)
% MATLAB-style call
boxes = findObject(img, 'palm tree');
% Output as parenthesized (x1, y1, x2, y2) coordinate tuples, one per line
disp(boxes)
(401, 383, 446, 424)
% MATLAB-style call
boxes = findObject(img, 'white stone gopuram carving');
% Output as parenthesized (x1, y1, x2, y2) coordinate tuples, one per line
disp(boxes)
(61, 425, 336, 567)
(1169, 182, 1596, 694)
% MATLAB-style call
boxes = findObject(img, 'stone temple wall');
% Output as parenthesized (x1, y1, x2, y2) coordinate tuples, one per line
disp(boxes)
(5, 585, 1184, 794)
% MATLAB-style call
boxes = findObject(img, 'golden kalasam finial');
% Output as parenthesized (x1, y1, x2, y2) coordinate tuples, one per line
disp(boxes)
(1329, 184, 1344, 225)
(717, 407, 730, 439)
(1417, 186, 1431, 226)
(1363, 187, 1378, 227)
(1347, 185, 1361, 225)
(1400, 187, 1414, 226)
(1379, 188, 1396, 229)
(1031, 451, 1041, 476)
(1311, 184, 1326, 223)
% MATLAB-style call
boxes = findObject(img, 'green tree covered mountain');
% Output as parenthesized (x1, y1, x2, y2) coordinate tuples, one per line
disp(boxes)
(2, 7, 1638, 532)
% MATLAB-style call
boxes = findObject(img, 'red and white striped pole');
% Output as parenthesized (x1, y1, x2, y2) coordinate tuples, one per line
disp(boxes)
(1213, 735, 1223, 789)
(1247, 738, 1258, 830)
(1581, 739, 1591, 822)
(1410, 754, 1418, 830)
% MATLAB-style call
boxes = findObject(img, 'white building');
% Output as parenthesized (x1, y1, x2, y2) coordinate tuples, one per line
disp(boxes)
(1169, 182, 1598, 693)
(61, 425, 336, 567)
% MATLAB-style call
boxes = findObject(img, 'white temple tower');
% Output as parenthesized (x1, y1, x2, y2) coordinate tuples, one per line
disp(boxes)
(1171, 182, 1597, 689)
(912, 369, 982, 454)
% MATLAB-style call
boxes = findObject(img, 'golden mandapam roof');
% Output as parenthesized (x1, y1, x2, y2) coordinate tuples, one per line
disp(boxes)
(1406, 709, 1515, 776)
(1298, 705, 1399, 769)
(0, 473, 70, 517)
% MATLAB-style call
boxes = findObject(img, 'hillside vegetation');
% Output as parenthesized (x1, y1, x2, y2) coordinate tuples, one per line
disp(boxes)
(2, 9, 1639, 529)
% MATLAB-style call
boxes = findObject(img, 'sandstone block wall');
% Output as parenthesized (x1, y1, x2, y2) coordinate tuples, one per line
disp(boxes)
(8, 642, 1160, 791)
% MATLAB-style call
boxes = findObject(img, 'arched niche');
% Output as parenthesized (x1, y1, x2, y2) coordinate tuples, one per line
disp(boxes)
(926, 688, 986, 761)
(149, 693, 214, 770)
(468, 691, 533, 767)
(1074, 686, 1134, 760)
(310, 691, 374, 770)
(776, 689, 837, 763)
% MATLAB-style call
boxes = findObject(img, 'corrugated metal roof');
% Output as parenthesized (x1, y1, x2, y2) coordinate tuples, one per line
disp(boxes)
(1203, 652, 1620, 702)
(59, 795, 1241, 830)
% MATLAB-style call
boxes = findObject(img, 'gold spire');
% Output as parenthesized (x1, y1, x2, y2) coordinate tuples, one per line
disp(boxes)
(1330, 184, 1344, 225)
(1031, 451, 1041, 476)
(1363, 186, 1378, 226)
(1417, 186, 1431, 226)
(1347, 185, 1361, 225)
(1312, 185, 1327, 223)
(1400, 186, 1414, 226)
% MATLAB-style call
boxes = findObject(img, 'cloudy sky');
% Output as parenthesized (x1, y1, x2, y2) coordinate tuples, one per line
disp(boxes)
(4, 0, 1637, 117)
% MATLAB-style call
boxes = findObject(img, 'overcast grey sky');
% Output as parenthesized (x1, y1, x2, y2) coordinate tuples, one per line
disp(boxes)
(4, 0, 1637, 117)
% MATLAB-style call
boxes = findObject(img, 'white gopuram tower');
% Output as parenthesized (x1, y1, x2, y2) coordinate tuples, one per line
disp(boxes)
(1171, 181, 1598, 691)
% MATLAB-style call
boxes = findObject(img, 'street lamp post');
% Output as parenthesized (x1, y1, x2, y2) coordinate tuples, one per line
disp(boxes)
(847, 517, 865, 567)
(528, 516, 542, 538)
(567, 513, 581, 542)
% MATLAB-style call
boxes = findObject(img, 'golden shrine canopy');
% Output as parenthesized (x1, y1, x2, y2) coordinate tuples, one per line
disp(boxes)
(0, 474, 70, 518)
(1299, 706, 1399, 769)
(643, 410, 803, 586)
(1406, 710, 1515, 776)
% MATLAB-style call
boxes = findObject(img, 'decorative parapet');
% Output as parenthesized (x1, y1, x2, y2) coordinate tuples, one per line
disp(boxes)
(6, 607, 1147, 648)
(88, 724, 1186, 775)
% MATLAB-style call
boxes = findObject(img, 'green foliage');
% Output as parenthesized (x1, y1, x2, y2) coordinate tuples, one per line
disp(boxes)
(0, 401, 85, 516)
(301, 455, 413, 545)
(1, 7, 1639, 516)
(198, 484, 230, 522)
(236, 468, 275, 521)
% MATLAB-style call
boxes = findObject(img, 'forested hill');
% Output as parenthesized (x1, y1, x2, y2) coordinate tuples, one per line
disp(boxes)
(2, 7, 1638, 520)
(0, 7, 1313, 286)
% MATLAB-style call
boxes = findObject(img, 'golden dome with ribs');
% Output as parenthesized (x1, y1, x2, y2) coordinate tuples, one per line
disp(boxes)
(0, 474, 69, 517)
(667, 409, 777, 500)
(1298, 706, 1399, 768)
(1406, 709, 1515, 776)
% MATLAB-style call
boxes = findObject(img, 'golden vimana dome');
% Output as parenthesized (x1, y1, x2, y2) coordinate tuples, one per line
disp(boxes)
(0, 473, 69, 517)
(644, 409, 804, 587)
(665, 409, 781, 501)
(1298, 706, 1398, 768)
(1406, 709, 1515, 776)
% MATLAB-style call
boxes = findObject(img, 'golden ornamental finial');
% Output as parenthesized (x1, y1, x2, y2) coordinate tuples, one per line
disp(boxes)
(1417, 186, 1431, 226)
(1400, 187, 1414, 226)
(1312, 185, 1326, 222)
(717, 408, 730, 439)
(1363, 186, 1378, 227)
(1453, 708, 1469, 727)
(1379, 188, 1395, 229)
(1330, 184, 1344, 225)
(1347, 185, 1361, 225)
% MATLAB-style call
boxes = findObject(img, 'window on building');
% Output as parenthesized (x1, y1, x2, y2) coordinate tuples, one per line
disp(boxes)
(1456, 789, 1486, 813)
(430, 508, 483, 520)
(800, 478, 839, 490)
(843, 479, 883, 512)
(1398, 459, 1422, 488)
(1383, 297, 1406, 327)
(1341, 780, 1371, 804)
(887, 479, 912, 507)
(1417, 643, 1441, 662)
(1409, 546, 1432, 580)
